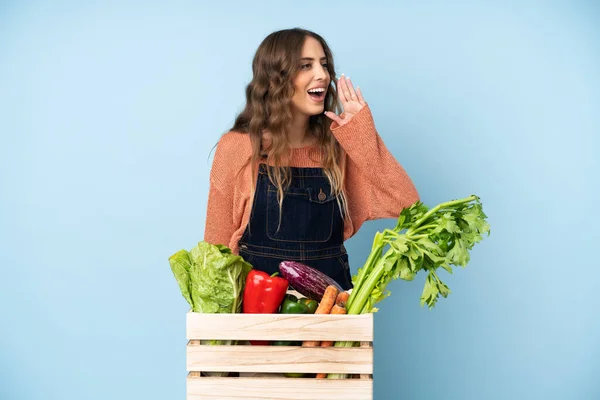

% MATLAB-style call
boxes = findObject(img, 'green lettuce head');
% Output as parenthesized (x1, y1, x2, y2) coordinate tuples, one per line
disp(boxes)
(169, 241, 252, 314)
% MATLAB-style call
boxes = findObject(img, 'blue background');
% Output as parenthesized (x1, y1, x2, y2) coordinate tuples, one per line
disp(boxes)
(1, 1, 598, 399)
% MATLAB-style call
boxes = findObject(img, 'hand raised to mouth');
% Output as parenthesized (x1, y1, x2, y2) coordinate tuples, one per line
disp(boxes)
(324, 74, 367, 128)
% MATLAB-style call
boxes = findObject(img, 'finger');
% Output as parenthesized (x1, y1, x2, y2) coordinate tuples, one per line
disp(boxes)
(356, 86, 366, 106)
(345, 77, 358, 101)
(324, 111, 344, 125)
(340, 74, 351, 103)
(336, 75, 348, 103)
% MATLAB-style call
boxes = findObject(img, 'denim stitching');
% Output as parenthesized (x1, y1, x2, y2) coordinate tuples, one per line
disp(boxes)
(238, 243, 344, 252)
(241, 248, 345, 260)
(265, 188, 334, 243)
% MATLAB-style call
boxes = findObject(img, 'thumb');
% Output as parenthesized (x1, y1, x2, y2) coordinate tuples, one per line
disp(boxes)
(324, 111, 342, 125)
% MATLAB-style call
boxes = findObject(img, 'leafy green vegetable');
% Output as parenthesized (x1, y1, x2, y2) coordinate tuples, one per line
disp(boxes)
(328, 195, 490, 379)
(347, 195, 490, 313)
(169, 241, 252, 377)
(169, 241, 252, 314)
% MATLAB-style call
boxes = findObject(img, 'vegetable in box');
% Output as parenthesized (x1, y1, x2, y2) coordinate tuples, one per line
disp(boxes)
(169, 241, 253, 377)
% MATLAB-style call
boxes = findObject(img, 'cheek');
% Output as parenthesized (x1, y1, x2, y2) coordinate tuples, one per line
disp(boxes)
(292, 86, 306, 101)
(292, 76, 309, 95)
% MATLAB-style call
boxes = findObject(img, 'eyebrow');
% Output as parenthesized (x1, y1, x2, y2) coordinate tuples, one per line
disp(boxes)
(300, 57, 328, 61)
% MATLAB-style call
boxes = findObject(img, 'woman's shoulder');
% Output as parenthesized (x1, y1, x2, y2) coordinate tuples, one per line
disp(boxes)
(218, 130, 251, 146)
(209, 131, 253, 186)
(215, 130, 253, 159)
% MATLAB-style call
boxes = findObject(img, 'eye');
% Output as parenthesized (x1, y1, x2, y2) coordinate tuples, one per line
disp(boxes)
(300, 62, 329, 70)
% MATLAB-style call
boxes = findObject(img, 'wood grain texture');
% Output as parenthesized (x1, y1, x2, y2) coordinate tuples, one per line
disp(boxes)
(360, 341, 374, 380)
(187, 343, 373, 374)
(186, 312, 373, 341)
(186, 376, 373, 400)
(184, 290, 372, 399)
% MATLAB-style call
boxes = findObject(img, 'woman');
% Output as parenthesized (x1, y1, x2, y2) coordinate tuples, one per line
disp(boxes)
(204, 28, 419, 290)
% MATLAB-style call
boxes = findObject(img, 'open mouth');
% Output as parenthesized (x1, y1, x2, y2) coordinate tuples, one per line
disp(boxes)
(307, 88, 326, 102)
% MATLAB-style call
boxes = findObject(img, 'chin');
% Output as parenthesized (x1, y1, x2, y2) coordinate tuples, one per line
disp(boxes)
(305, 105, 325, 116)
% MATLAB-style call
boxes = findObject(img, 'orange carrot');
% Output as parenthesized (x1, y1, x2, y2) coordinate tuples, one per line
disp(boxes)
(331, 304, 347, 314)
(316, 304, 347, 378)
(302, 285, 339, 348)
(335, 291, 350, 308)
(314, 285, 339, 314)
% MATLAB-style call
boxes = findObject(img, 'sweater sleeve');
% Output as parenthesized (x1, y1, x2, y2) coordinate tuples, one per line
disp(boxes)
(330, 104, 420, 222)
(203, 135, 236, 247)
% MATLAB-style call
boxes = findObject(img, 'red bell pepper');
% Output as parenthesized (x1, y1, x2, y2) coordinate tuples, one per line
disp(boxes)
(242, 270, 289, 345)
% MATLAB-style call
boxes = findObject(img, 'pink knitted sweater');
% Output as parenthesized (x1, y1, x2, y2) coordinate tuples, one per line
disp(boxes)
(203, 104, 419, 254)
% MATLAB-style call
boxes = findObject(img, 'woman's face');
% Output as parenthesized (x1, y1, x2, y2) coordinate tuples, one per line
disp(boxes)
(290, 36, 331, 119)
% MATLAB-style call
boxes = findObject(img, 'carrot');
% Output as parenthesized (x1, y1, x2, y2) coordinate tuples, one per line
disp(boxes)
(315, 304, 347, 378)
(335, 291, 350, 308)
(331, 304, 347, 314)
(302, 285, 339, 348)
(314, 285, 339, 314)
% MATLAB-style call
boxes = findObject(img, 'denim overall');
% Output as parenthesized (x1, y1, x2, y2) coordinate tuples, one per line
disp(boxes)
(238, 163, 353, 290)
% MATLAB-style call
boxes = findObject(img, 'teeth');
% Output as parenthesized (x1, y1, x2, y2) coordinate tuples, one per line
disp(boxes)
(308, 88, 325, 94)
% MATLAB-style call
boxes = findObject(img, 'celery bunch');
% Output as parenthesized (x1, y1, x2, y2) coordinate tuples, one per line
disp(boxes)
(328, 195, 490, 379)
(348, 195, 490, 312)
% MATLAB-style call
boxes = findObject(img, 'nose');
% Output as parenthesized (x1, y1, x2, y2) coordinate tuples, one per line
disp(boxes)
(315, 63, 328, 81)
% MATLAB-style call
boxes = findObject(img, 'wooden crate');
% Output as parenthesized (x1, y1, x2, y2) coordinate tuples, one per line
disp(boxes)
(185, 306, 374, 400)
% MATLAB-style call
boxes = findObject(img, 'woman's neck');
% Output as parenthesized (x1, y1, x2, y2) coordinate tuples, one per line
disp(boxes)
(287, 115, 314, 148)
(261, 115, 318, 149)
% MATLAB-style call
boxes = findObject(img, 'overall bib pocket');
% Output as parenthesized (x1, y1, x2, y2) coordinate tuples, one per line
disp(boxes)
(266, 186, 337, 243)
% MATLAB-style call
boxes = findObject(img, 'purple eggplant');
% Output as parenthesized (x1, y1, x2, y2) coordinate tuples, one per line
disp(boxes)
(279, 260, 343, 301)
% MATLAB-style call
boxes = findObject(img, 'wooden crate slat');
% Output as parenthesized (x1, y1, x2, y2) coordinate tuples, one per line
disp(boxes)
(186, 312, 373, 341)
(359, 341, 373, 379)
(187, 344, 373, 374)
(186, 376, 373, 400)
